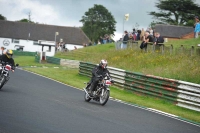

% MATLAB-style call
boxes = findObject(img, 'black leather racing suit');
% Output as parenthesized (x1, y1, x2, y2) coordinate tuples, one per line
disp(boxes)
(0, 54, 15, 71)
(89, 65, 111, 93)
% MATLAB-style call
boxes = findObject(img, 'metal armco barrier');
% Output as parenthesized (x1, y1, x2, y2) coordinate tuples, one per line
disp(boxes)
(125, 73, 179, 103)
(79, 62, 200, 112)
(176, 81, 200, 112)
(46, 56, 60, 65)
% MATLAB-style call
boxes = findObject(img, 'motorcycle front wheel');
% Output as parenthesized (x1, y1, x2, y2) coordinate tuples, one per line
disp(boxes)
(84, 92, 91, 102)
(100, 90, 110, 106)
(0, 75, 5, 90)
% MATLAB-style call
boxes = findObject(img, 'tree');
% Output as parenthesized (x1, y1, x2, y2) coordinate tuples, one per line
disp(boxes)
(18, 18, 34, 23)
(149, 0, 200, 26)
(0, 14, 6, 20)
(80, 4, 116, 42)
(149, 21, 164, 29)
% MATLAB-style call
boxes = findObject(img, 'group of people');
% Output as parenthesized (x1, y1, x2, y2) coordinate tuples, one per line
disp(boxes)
(140, 31, 164, 49)
(56, 42, 66, 52)
(121, 28, 164, 49)
(99, 34, 112, 44)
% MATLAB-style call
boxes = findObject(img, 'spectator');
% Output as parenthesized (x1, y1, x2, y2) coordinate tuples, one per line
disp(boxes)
(88, 41, 92, 46)
(0, 47, 6, 55)
(153, 32, 164, 46)
(99, 36, 103, 44)
(132, 29, 135, 34)
(57, 42, 62, 51)
(103, 34, 108, 44)
(140, 31, 154, 49)
(122, 31, 129, 49)
(97, 40, 101, 45)
(137, 30, 141, 41)
(107, 36, 110, 43)
(74, 46, 77, 50)
(56, 42, 59, 51)
(140, 28, 145, 40)
(83, 43, 87, 47)
(149, 28, 154, 36)
(129, 32, 133, 40)
(194, 16, 200, 38)
(62, 42, 66, 52)
(59, 42, 64, 51)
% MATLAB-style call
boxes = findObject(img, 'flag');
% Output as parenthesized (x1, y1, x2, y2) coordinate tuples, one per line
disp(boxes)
(124, 14, 129, 21)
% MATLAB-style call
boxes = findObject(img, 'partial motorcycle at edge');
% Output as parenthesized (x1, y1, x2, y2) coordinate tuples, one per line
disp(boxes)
(0, 63, 19, 90)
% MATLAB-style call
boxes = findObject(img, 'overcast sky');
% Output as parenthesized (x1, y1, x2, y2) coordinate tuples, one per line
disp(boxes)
(0, 0, 200, 40)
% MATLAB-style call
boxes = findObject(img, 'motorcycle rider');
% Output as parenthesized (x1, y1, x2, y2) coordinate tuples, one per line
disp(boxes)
(88, 59, 112, 96)
(0, 49, 15, 72)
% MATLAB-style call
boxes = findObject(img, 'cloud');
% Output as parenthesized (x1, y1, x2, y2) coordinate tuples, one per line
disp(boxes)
(0, 0, 60, 24)
(1, 0, 199, 41)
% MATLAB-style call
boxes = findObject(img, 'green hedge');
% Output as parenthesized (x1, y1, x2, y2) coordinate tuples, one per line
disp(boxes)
(13, 50, 37, 56)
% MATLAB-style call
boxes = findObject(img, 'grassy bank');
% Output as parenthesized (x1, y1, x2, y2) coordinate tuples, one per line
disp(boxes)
(55, 38, 200, 84)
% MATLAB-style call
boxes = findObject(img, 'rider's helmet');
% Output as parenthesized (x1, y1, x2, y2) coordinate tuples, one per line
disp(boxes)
(99, 59, 107, 69)
(6, 49, 13, 59)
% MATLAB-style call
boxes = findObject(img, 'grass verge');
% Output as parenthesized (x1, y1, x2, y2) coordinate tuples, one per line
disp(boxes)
(14, 56, 60, 67)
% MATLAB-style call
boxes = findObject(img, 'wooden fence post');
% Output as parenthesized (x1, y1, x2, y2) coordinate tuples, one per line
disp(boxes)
(170, 44, 173, 54)
(161, 44, 164, 54)
(191, 46, 194, 56)
(180, 45, 184, 53)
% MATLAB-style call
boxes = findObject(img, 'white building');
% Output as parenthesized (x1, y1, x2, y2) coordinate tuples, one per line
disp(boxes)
(0, 20, 90, 56)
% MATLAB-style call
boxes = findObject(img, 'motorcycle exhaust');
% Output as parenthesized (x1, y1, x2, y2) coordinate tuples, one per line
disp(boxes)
(83, 88, 93, 98)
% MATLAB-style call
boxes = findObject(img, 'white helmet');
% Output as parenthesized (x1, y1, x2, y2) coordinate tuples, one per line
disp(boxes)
(100, 59, 107, 69)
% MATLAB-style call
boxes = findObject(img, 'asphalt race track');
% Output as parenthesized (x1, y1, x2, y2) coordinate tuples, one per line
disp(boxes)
(0, 69, 199, 133)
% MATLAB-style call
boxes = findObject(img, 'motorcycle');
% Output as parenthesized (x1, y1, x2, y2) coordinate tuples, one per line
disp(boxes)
(0, 63, 19, 90)
(83, 73, 113, 106)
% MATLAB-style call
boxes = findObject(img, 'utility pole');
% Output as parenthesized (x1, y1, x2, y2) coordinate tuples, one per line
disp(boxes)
(28, 11, 31, 22)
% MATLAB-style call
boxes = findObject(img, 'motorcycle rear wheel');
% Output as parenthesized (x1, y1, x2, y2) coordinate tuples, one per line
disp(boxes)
(100, 90, 110, 106)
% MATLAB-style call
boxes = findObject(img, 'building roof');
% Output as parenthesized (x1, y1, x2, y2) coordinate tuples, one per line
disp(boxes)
(154, 24, 194, 38)
(0, 20, 90, 45)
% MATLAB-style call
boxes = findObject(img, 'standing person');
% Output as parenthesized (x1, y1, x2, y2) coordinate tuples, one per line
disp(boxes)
(132, 29, 137, 41)
(0, 47, 6, 55)
(99, 36, 103, 44)
(97, 40, 101, 45)
(140, 28, 145, 40)
(103, 34, 108, 44)
(153, 32, 164, 46)
(194, 16, 200, 38)
(122, 31, 129, 49)
(137, 30, 141, 41)
(149, 28, 154, 36)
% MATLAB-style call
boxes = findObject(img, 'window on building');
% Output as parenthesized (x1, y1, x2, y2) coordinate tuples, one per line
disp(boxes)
(46, 46, 51, 52)
(12, 39, 19, 43)
(33, 41, 38, 45)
